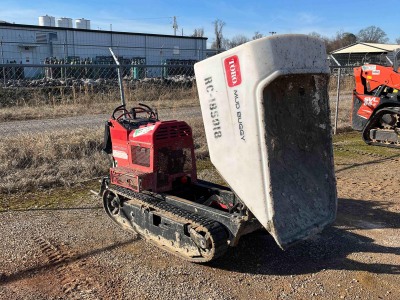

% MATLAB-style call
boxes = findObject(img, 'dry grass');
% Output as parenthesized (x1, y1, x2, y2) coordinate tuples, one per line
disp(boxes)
(0, 119, 209, 194)
(329, 93, 353, 131)
(0, 84, 199, 122)
(0, 128, 108, 193)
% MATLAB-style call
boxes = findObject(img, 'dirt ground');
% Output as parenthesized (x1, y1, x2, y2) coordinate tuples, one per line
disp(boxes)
(0, 131, 399, 300)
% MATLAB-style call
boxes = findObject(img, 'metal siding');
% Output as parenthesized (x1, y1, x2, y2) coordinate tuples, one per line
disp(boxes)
(0, 24, 206, 77)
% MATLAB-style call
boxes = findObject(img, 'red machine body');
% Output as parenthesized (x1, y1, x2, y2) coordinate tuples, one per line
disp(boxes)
(351, 49, 400, 148)
(353, 64, 400, 121)
(109, 118, 197, 193)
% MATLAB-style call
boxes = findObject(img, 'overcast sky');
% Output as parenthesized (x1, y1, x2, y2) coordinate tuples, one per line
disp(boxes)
(1, 0, 399, 47)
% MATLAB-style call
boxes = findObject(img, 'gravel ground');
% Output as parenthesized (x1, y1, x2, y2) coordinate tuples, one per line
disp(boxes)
(0, 106, 201, 136)
(0, 143, 399, 300)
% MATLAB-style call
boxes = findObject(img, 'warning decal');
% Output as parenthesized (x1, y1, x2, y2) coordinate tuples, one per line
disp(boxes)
(362, 65, 376, 71)
(113, 150, 128, 160)
(133, 125, 156, 137)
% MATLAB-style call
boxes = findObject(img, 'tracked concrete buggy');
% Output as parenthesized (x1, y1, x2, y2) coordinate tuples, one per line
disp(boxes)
(99, 34, 337, 262)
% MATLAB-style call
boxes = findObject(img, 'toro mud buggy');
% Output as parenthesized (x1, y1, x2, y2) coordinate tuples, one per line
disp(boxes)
(98, 35, 337, 262)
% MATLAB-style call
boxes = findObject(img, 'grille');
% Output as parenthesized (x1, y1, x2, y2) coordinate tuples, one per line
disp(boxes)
(179, 124, 191, 137)
(155, 124, 192, 140)
(157, 146, 193, 188)
(131, 146, 150, 167)
(36, 33, 47, 43)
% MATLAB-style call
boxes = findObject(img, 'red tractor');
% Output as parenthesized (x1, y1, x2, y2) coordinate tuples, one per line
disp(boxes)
(352, 49, 400, 147)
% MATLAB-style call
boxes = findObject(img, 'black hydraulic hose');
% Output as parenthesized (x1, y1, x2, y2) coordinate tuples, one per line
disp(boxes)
(139, 103, 157, 119)
(112, 104, 126, 120)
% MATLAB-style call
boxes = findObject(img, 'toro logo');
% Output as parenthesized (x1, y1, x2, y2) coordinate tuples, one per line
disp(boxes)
(224, 55, 242, 87)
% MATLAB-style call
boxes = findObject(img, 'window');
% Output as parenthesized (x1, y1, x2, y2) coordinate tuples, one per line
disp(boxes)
(49, 32, 58, 42)
(173, 46, 180, 55)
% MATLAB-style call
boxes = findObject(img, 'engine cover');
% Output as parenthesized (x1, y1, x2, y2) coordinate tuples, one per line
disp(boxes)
(109, 119, 197, 193)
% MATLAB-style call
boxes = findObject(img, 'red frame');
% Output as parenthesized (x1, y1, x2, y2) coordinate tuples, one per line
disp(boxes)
(353, 65, 400, 119)
(354, 64, 400, 94)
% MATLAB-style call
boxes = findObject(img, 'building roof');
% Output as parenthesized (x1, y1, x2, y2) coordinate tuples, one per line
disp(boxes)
(0, 22, 207, 40)
(331, 42, 400, 54)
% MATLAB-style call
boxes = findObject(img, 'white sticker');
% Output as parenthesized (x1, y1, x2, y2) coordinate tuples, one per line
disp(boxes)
(362, 65, 376, 71)
(133, 125, 156, 137)
(372, 70, 380, 75)
(113, 150, 128, 160)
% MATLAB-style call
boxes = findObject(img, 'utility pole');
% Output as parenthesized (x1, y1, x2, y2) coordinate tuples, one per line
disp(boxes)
(269, 31, 277, 35)
(182, 28, 183, 36)
(171, 16, 178, 36)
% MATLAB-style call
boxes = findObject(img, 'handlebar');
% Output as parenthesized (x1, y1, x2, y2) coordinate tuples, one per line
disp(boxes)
(112, 104, 158, 121)
(112, 104, 128, 120)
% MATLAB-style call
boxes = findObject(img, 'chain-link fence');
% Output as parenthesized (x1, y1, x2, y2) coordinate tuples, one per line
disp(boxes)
(329, 66, 357, 134)
(0, 63, 357, 195)
(0, 64, 208, 194)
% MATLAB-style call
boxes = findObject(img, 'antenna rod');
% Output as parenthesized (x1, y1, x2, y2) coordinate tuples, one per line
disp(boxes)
(109, 47, 125, 107)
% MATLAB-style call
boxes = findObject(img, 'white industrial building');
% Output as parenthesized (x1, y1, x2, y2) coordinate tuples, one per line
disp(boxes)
(0, 18, 207, 77)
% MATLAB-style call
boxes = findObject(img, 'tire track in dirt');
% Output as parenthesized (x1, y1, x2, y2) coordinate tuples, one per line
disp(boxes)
(33, 237, 103, 299)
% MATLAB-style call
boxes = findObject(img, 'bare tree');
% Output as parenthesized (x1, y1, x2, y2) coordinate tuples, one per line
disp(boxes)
(228, 35, 250, 48)
(192, 28, 204, 37)
(211, 19, 226, 49)
(221, 38, 231, 50)
(252, 31, 263, 40)
(343, 33, 357, 45)
(357, 26, 389, 44)
(396, 38, 400, 45)
(308, 31, 331, 52)
(309, 31, 323, 38)
(310, 30, 358, 53)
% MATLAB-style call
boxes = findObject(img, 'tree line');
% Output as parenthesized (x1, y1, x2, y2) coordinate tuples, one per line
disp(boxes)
(192, 20, 400, 52)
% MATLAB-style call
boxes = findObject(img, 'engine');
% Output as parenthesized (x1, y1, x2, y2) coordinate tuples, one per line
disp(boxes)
(104, 104, 197, 193)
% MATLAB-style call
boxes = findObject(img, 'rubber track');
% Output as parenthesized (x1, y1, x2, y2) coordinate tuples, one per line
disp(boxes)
(108, 185, 229, 262)
(363, 107, 400, 149)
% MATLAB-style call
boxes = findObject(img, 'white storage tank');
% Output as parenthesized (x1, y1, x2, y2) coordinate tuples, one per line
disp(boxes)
(75, 18, 90, 29)
(57, 17, 73, 28)
(39, 15, 55, 27)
